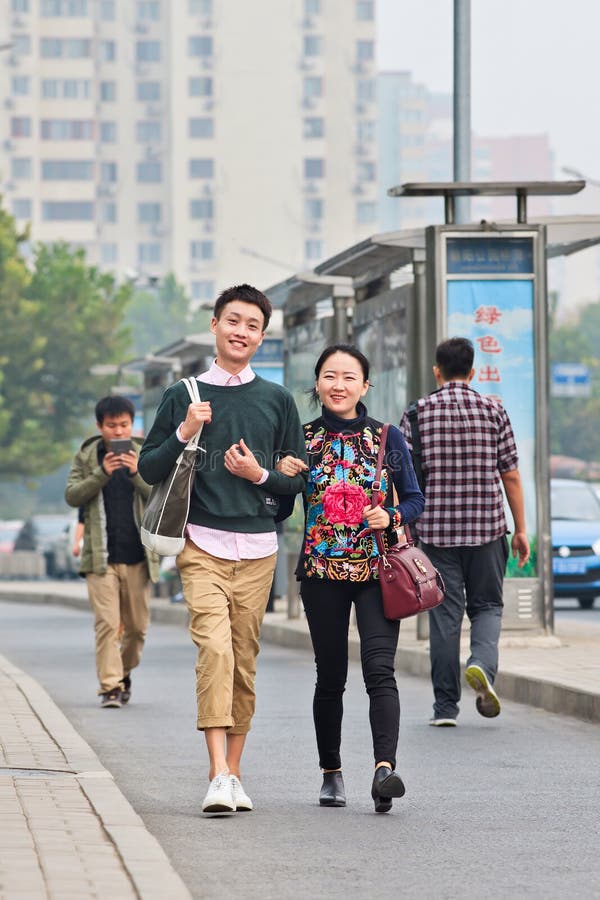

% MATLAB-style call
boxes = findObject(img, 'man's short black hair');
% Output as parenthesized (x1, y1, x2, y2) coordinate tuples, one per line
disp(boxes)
(95, 395, 135, 424)
(435, 337, 474, 380)
(213, 284, 272, 330)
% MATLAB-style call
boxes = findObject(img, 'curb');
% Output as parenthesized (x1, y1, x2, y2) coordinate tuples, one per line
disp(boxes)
(1, 587, 599, 724)
(0, 652, 192, 900)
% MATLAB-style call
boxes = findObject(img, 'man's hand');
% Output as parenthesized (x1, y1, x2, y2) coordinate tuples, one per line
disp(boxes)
(102, 452, 126, 475)
(511, 531, 530, 568)
(121, 450, 139, 475)
(363, 505, 391, 530)
(276, 455, 309, 476)
(224, 438, 264, 482)
(180, 401, 212, 442)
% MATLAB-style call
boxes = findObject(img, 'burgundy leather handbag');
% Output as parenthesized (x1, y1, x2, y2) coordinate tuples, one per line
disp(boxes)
(372, 425, 445, 621)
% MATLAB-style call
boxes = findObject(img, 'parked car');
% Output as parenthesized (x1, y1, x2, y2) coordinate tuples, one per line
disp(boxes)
(551, 478, 600, 610)
(0, 519, 24, 554)
(50, 518, 82, 579)
(14, 514, 74, 576)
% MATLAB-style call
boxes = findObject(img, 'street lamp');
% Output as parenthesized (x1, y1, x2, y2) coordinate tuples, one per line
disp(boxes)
(561, 166, 596, 188)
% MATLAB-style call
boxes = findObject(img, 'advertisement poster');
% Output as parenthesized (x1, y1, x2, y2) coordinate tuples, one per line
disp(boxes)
(446, 278, 537, 577)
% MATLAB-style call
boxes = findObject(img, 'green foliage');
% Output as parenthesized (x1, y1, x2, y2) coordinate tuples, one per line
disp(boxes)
(0, 220, 131, 477)
(123, 273, 211, 357)
(549, 299, 600, 463)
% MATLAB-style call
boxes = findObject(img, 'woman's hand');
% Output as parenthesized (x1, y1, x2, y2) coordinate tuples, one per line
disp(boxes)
(276, 455, 309, 476)
(363, 505, 391, 530)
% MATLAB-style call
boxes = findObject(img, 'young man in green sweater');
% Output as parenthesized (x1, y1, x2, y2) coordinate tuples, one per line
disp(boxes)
(139, 284, 307, 815)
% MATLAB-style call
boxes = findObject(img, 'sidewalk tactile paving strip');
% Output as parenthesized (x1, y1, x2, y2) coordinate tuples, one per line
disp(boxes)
(0, 671, 137, 900)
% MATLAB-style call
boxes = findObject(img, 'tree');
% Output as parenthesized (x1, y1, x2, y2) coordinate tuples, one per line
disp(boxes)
(0, 234, 131, 477)
(549, 298, 600, 463)
(123, 273, 211, 357)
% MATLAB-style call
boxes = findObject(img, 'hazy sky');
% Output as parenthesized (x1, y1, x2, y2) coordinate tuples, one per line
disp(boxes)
(377, 0, 599, 216)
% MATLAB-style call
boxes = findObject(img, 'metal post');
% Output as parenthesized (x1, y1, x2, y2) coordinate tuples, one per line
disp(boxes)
(453, 0, 471, 223)
(516, 190, 528, 224)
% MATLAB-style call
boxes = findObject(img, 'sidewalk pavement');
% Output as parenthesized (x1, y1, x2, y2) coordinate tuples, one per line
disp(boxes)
(0, 582, 597, 898)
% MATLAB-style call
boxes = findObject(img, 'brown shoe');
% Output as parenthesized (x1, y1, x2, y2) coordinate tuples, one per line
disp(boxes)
(100, 688, 122, 708)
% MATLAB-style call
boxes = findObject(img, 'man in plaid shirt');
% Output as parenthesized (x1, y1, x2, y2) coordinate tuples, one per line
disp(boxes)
(400, 337, 530, 726)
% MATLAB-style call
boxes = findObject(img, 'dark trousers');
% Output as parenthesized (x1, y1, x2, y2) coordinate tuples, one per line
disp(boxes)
(300, 579, 400, 771)
(421, 537, 509, 719)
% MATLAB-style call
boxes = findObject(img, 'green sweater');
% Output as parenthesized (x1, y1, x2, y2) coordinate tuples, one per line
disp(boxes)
(138, 376, 307, 533)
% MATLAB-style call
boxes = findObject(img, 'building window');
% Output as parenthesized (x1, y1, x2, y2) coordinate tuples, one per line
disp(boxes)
(100, 162, 117, 182)
(303, 76, 323, 100)
(136, 161, 162, 182)
(304, 158, 324, 178)
(11, 117, 31, 138)
(100, 41, 116, 62)
(137, 1, 161, 19)
(100, 81, 116, 102)
(138, 242, 162, 264)
(303, 35, 323, 56)
(41, 0, 88, 13)
(102, 202, 117, 223)
(137, 81, 161, 101)
(304, 198, 323, 219)
(100, 0, 115, 20)
(189, 158, 214, 178)
(357, 79, 375, 102)
(188, 36, 213, 57)
(11, 158, 32, 179)
(41, 160, 94, 180)
(190, 199, 213, 219)
(42, 201, 94, 221)
(41, 79, 90, 100)
(12, 199, 32, 219)
(191, 280, 215, 301)
(356, 0, 374, 20)
(189, 0, 212, 15)
(11, 76, 30, 96)
(40, 38, 91, 58)
(136, 121, 162, 142)
(100, 243, 118, 264)
(356, 201, 376, 224)
(12, 0, 30, 11)
(303, 117, 324, 139)
(189, 118, 214, 138)
(357, 120, 375, 142)
(356, 40, 374, 62)
(40, 119, 93, 140)
(138, 202, 161, 223)
(136, 41, 161, 63)
(100, 122, 117, 143)
(304, 0, 320, 14)
(189, 77, 213, 97)
(357, 161, 376, 181)
(13, 35, 31, 55)
(305, 239, 322, 261)
(190, 240, 214, 260)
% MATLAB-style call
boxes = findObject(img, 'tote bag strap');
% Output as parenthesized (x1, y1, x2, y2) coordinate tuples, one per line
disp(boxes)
(371, 424, 411, 555)
(180, 377, 204, 449)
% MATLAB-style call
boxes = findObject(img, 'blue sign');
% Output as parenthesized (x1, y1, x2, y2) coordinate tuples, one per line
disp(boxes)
(551, 363, 591, 397)
(447, 237, 534, 275)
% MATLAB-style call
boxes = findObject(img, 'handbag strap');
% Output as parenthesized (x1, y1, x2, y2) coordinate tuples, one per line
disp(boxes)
(181, 377, 204, 448)
(371, 424, 412, 555)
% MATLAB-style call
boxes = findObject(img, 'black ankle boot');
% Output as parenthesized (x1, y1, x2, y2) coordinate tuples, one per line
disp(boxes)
(371, 766, 405, 813)
(319, 771, 346, 807)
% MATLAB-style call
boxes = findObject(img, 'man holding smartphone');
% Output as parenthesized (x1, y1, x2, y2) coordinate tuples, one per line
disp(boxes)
(65, 396, 158, 708)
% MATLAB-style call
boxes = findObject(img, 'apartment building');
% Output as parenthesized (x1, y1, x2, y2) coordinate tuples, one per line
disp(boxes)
(0, 0, 377, 299)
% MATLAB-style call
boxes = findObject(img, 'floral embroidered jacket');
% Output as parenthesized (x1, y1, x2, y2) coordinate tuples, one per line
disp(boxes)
(296, 404, 425, 582)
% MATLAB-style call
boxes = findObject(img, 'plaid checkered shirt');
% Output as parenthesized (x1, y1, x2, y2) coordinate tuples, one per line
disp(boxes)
(400, 381, 519, 547)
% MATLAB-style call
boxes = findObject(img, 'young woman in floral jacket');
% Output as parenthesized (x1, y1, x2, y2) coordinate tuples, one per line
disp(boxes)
(277, 344, 424, 813)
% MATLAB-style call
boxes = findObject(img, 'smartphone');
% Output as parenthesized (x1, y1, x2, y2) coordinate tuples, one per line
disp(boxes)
(109, 439, 132, 455)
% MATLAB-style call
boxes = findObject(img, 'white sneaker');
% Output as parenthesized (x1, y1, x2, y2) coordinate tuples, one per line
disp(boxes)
(202, 772, 235, 815)
(429, 717, 457, 727)
(230, 775, 253, 811)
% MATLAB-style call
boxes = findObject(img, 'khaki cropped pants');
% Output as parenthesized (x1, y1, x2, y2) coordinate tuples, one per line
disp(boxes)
(176, 540, 277, 734)
(86, 561, 150, 694)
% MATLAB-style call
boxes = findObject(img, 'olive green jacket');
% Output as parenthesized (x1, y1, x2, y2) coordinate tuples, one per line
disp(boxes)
(65, 435, 159, 582)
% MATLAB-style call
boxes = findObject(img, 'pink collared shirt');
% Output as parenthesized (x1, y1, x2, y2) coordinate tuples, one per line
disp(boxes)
(178, 360, 277, 561)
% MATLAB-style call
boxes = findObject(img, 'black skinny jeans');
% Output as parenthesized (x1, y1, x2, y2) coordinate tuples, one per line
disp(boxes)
(300, 578, 401, 771)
